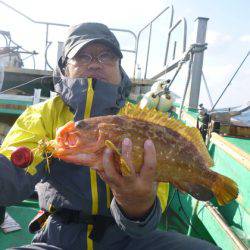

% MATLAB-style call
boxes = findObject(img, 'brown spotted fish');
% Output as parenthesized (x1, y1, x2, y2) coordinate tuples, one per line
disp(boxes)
(45, 104, 238, 205)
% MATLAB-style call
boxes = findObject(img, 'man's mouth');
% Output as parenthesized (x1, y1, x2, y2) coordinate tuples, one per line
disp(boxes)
(87, 74, 106, 82)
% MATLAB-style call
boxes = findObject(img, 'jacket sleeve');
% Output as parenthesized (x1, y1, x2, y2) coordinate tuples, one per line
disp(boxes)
(110, 197, 162, 238)
(110, 182, 169, 238)
(0, 104, 52, 206)
(0, 154, 46, 206)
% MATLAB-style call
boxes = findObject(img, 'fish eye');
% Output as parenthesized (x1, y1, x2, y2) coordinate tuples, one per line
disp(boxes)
(75, 120, 88, 129)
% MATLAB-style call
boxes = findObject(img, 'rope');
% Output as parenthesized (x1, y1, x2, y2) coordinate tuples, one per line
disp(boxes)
(211, 50, 250, 112)
(178, 43, 207, 119)
(0, 75, 53, 94)
(152, 43, 207, 113)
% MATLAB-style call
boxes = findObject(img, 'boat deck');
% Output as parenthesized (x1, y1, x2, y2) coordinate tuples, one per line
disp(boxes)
(0, 200, 39, 249)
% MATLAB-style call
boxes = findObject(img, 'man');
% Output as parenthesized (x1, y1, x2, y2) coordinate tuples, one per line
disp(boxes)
(0, 22, 219, 249)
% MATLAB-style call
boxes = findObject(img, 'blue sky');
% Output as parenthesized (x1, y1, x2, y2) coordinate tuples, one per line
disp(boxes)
(0, 0, 249, 109)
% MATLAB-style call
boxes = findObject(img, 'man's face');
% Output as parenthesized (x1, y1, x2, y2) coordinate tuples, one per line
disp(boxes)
(65, 42, 122, 84)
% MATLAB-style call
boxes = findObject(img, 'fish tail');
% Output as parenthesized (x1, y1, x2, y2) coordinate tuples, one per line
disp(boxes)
(212, 174, 238, 205)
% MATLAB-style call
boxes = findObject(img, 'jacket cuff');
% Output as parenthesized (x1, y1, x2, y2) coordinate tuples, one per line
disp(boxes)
(110, 197, 162, 238)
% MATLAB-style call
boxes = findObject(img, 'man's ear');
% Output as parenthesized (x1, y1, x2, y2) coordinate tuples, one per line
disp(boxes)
(119, 63, 123, 78)
(58, 56, 68, 76)
(64, 64, 69, 77)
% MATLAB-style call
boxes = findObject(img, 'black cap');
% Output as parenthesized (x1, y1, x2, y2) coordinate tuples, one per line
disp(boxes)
(63, 22, 123, 62)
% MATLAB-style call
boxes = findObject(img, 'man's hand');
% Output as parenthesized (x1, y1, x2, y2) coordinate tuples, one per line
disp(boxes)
(98, 138, 158, 219)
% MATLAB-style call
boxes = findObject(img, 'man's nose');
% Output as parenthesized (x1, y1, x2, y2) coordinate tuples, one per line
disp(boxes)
(87, 57, 103, 70)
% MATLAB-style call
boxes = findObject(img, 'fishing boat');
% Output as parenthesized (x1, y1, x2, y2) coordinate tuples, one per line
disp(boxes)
(0, 3, 249, 250)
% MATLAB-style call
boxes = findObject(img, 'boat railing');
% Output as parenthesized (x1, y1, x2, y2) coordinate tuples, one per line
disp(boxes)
(130, 6, 209, 110)
(0, 0, 139, 72)
(0, 2, 185, 82)
(133, 5, 175, 79)
(0, 1, 209, 110)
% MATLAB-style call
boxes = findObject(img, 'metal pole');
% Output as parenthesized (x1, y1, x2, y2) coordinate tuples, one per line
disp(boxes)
(144, 23, 152, 79)
(44, 24, 49, 70)
(133, 36, 140, 79)
(184, 17, 209, 109)
(164, 18, 187, 66)
(0, 0, 69, 27)
(133, 5, 173, 78)
(179, 51, 194, 118)
(163, 5, 174, 66)
(172, 41, 177, 60)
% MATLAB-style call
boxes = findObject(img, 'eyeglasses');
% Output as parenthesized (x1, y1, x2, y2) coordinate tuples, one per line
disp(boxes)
(69, 51, 119, 66)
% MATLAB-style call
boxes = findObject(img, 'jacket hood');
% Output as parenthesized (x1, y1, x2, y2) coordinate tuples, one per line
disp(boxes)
(53, 58, 131, 121)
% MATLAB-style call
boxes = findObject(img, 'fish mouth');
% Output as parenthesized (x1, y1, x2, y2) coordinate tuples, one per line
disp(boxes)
(57, 152, 99, 167)
(52, 144, 98, 157)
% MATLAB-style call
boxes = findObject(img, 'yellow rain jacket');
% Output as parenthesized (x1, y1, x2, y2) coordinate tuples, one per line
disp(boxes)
(0, 77, 169, 249)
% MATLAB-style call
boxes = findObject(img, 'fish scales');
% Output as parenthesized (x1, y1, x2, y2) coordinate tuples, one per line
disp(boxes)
(43, 104, 238, 205)
(115, 117, 194, 177)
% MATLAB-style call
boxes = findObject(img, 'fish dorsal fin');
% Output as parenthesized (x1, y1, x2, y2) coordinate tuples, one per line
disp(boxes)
(119, 103, 213, 167)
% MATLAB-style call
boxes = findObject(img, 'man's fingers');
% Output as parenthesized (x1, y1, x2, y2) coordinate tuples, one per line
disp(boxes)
(121, 138, 135, 175)
(103, 148, 122, 186)
(140, 139, 157, 181)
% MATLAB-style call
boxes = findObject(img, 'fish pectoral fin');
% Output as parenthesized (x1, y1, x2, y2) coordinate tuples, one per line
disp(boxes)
(120, 158, 131, 176)
(105, 140, 132, 176)
(174, 182, 214, 201)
